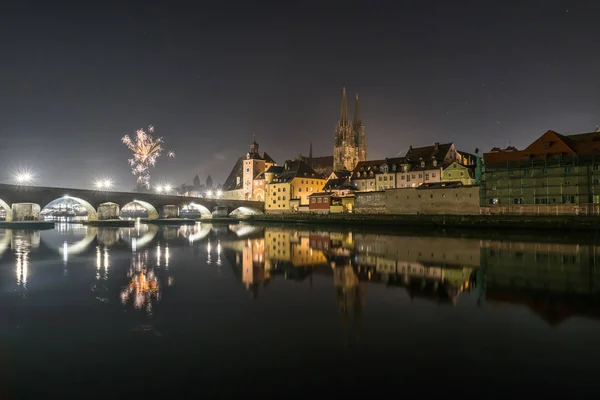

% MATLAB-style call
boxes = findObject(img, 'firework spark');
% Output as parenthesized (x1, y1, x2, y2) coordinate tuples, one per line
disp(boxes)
(121, 125, 174, 188)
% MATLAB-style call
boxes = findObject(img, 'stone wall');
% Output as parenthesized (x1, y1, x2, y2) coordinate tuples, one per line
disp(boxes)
(354, 191, 386, 214)
(12, 203, 41, 221)
(221, 189, 245, 201)
(161, 205, 179, 218)
(386, 186, 480, 215)
(97, 202, 120, 220)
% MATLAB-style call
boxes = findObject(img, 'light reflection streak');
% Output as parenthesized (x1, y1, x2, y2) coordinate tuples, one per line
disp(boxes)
(14, 234, 31, 288)
(207, 238, 211, 265)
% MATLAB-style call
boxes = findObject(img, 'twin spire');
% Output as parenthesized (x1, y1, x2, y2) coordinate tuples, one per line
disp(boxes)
(339, 86, 361, 127)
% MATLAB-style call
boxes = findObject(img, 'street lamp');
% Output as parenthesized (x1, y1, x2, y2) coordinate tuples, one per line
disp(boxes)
(216, 190, 223, 198)
(155, 185, 164, 194)
(206, 190, 213, 198)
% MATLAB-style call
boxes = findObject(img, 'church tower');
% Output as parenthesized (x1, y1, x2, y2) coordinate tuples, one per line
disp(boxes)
(333, 87, 366, 172)
(353, 93, 367, 163)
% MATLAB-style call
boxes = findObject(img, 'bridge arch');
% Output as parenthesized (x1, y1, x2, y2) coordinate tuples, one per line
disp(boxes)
(229, 206, 264, 217)
(188, 203, 212, 219)
(42, 196, 98, 220)
(120, 200, 159, 219)
(0, 199, 11, 221)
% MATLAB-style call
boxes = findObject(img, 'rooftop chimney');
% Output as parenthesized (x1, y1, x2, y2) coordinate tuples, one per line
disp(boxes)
(434, 142, 440, 151)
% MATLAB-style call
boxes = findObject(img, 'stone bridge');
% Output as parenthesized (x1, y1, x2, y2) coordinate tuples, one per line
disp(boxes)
(0, 183, 264, 221)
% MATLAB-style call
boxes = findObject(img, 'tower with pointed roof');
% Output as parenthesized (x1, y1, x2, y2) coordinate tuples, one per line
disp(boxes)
(333, 87, 367, 172)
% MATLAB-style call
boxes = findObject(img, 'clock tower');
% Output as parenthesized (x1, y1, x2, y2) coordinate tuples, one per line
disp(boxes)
(243, 135, 269, 200)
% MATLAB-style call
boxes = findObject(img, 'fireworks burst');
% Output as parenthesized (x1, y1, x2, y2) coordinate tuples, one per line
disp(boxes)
(121, 125, 175, 188)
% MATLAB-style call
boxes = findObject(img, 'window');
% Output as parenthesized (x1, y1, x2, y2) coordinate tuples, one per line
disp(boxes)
(448, 172, 452, 177)
(432, 172, 436, 177)
(513, 198, 524, 205)
(563, 181, 571, 187)
(425, 173, 429, 180)
(324, 197, 328, 203)
(378, 176, 382, 181)
(420, 161, 425, 168)
(535, 198, 549, 204)
(562, 195, 575, 204)
(311, 198, 316, 203)
(401, 175, 405, 180)
(317, 198, 322, 203)
(283, 196, 286, 200)
(594, 165, 600, 171)
(489, 198, 499, 205)
(542, 141, 551, 149)
(564, 166, 573, 173)
(594, 178, 600, 185)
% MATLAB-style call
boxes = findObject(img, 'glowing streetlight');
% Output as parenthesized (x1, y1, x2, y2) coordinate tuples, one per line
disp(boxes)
(14, 170, 35, 186)
(164, 184, 172, 193)
(206, 190, 214, 198)
(216, 190, 223, 198)
(155, 185, 164, 194)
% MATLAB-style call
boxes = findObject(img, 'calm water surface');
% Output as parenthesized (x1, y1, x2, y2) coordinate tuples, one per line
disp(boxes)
(1, 221, 600, 397)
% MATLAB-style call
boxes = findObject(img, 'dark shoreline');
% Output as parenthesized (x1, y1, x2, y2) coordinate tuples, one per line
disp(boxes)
(242, 214, 600, 242)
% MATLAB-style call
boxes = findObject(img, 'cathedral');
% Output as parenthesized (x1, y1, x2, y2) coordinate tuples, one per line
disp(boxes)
(301, 87, 367, 175)
(333, 86, 367, 172)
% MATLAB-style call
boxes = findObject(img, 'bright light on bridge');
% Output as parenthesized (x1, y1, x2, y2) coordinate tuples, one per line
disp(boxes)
(94, 177, 113, 191)
(14, 169, 35, 186)
(154, 183, 173, 194)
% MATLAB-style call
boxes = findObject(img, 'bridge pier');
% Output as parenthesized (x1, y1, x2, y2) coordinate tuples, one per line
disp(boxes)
(97, 202, 120, 220)
(161, 205, 179, 219)
(12, 203, 41, 221)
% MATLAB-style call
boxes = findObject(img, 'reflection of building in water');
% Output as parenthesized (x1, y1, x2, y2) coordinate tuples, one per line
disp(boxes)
(332, 259, 363, 345)
(351, 234, 477, 305)
(120, 249, 172, 315)
(482, 240, 600, 325)
(264, 229, 328, 266)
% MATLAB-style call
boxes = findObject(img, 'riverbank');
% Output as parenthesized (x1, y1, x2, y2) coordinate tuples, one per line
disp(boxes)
(244, 213, 600, 232)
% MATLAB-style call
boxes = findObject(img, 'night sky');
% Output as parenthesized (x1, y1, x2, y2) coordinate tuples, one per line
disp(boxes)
(1, 0, 599, 190)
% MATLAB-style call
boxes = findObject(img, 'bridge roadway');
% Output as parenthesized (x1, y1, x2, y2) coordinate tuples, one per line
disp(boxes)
(0, 183, 264, 221)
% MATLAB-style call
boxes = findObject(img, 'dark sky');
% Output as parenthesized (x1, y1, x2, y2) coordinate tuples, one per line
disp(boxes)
(1, 0, 599, 190)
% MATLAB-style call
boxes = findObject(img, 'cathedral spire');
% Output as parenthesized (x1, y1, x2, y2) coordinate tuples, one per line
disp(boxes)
(339, 86, 349, 126)
(353, 93, 361, 125)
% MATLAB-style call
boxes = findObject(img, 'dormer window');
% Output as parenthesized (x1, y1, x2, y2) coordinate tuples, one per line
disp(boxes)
(543, 141, 551, 149)
(392, 164, 397, 172)
(433, 160, 438, 167)
(381, 165, 388, 173)
(369, 171, 374, 177)
(420, 161, 425, 168)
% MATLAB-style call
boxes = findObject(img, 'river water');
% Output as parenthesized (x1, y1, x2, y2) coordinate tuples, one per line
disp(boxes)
(1, 221, 599, 397)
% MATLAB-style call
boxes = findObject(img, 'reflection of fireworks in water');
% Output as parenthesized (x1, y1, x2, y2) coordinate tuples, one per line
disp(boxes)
(120, 251, 161, 315)
(121, 125, 175, 188)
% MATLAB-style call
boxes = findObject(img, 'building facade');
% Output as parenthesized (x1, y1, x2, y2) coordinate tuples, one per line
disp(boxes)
(264, 160, 326, 213)
(442, 161, 475, 185)
(222, 137, 276, 201)
(481, 129, 600, 215)
(333, 87, 367, 173)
